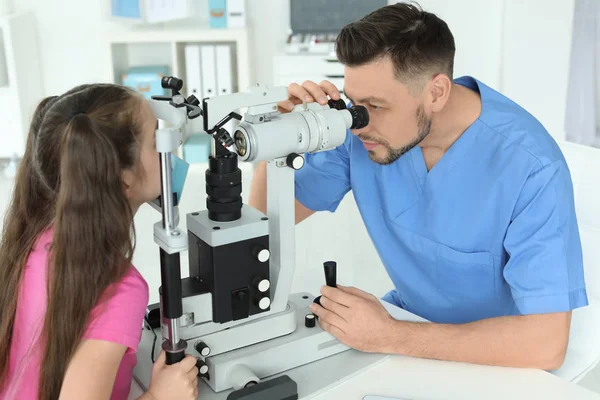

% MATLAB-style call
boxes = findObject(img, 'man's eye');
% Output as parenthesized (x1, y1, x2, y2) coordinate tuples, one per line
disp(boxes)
(369, 104, 380, 110)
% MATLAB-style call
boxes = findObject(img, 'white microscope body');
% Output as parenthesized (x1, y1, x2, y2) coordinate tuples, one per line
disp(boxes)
(135, 77, 369, 399)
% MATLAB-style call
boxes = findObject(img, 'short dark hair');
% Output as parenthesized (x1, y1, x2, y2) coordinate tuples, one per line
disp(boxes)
(336, 2, 455, 88)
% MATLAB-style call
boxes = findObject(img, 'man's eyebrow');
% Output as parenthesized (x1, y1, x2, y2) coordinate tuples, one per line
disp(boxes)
(343, 89, 387, 105)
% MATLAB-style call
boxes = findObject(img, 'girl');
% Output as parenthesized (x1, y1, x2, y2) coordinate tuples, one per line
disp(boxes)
(0, 84, 199, 399)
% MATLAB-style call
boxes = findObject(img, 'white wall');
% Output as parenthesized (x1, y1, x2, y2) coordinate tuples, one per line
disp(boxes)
(409, 0, 575, 140)
(501, 0, 575, 141)
(13, 0, 116, 95)
(245, 0, 290, 88)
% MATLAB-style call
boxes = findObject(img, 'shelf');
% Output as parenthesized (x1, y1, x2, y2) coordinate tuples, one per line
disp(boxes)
(107, 28, 248, 44)
(106, 25, 252, 163)
(106, 26, 250, 91)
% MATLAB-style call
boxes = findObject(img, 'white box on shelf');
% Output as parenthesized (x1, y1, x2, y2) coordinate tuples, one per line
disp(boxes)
(227, 0, 246, 29)
(200, 44, 217, 98)
(215, 44, 232, 95)
(184, 44, 202, 98)
(145, 0, 192, 23)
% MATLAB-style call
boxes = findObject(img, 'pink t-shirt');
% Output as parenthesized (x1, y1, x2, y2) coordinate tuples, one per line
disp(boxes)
(1, 229, 149, 400)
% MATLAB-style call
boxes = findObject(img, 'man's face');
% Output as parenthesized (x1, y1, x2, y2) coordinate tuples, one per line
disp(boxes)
(344, 57, 431, 165)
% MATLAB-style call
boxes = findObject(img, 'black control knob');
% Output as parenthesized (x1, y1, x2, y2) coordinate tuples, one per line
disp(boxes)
(194, 341, 211, 357)
(187, 94, 200, 106)
(305, 313, 316, 328)
(286, 153, 305, 170)
(313, 261, 338, 307)
(328, 98, 347, 110)
(196, 358, 210, 377)
(161, 76, 183, 91)
(252, 247, 270, 263)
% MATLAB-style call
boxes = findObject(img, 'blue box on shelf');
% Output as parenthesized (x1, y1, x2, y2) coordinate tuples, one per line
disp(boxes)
(208, 0, 227, 28)
(111, 0, 141, 19)
(122, 66, 169, 99)
(183, 133, 212, 164)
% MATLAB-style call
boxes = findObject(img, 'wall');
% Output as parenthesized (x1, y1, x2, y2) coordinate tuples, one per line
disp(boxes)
(13, 0, 117, 95)
(501, 0, 575, 141)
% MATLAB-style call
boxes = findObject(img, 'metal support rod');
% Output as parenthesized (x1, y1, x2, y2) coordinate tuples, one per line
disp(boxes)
(168, 318, 180, 346)
(159, 152, 175, 232)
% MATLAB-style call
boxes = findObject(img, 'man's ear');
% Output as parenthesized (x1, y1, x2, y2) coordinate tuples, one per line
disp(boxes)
(121, 169, 135, 199)
(428, 73, 452, 113)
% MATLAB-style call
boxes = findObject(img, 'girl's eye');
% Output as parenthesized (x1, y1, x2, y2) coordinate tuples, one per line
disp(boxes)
(370, 104, 380, 110)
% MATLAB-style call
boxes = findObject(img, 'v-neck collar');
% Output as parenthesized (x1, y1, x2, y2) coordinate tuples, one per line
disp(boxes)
(409, 76, 487, 193)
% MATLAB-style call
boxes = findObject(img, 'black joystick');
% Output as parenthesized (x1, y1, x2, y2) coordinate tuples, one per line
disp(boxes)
(313, 261, 337, 307)
(323, 261, 336, 287)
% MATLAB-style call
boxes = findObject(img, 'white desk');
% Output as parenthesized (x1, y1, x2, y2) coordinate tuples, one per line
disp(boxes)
(309, 355, 600, 400)
(129, 353, 600, 400)
(129, 300, 600, 400)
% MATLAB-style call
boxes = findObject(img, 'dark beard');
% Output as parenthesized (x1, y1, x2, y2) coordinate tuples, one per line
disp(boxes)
(359, 104, 432, 165)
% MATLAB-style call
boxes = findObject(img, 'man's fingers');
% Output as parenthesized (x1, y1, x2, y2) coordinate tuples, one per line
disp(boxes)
(288, 82, 314, 103)
(181, 355, 198, 371)
(321, 285, 358, 307)
(337, 285, 375, 301)
(188, 366, 199, 381)
(319, 318, 346, 339)
(319, 80, 341, 101)
(277, 99, 296, 112)
(328, 323, 346, 341)
(301, 80, 329, 104)
(320, 295, 350, 321)
(311, 303, 347, 330)
(284, 80, 339, 112)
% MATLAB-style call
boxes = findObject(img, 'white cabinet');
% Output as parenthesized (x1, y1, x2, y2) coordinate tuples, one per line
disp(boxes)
(0, 12, 44, 159)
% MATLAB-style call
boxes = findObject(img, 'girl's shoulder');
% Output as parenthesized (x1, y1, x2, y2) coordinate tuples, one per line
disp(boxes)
(84, 265, 150, 352)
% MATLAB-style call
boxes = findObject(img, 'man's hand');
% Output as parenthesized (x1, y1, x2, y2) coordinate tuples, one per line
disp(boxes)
(309, 284, 571, 370)
(309, 285, 396, 353)
(277, 80, 342, 113)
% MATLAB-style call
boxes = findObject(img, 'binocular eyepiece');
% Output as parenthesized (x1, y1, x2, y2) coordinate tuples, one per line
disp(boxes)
(328, 98, 369, 130)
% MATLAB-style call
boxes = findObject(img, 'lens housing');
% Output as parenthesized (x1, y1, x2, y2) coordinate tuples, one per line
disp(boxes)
(205, 153, 242, 222)
(348, 105, 369, 129)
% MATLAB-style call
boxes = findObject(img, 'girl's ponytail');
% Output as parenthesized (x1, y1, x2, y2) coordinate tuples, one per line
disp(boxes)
(41, 112, 135, 399)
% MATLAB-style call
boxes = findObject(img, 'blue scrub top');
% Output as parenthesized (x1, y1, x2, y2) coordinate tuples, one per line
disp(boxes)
(294, 76, 588, 324)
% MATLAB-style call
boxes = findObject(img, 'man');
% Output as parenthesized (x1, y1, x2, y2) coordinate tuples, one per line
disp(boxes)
(249, 3, 587, 370)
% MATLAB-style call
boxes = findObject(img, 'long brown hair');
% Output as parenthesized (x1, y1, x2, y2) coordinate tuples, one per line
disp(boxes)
(0, 84, 145, 399)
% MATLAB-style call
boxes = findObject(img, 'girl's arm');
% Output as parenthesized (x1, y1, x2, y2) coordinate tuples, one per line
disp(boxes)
(59, 339, 126, 400)
(59, 340, 199, 400)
